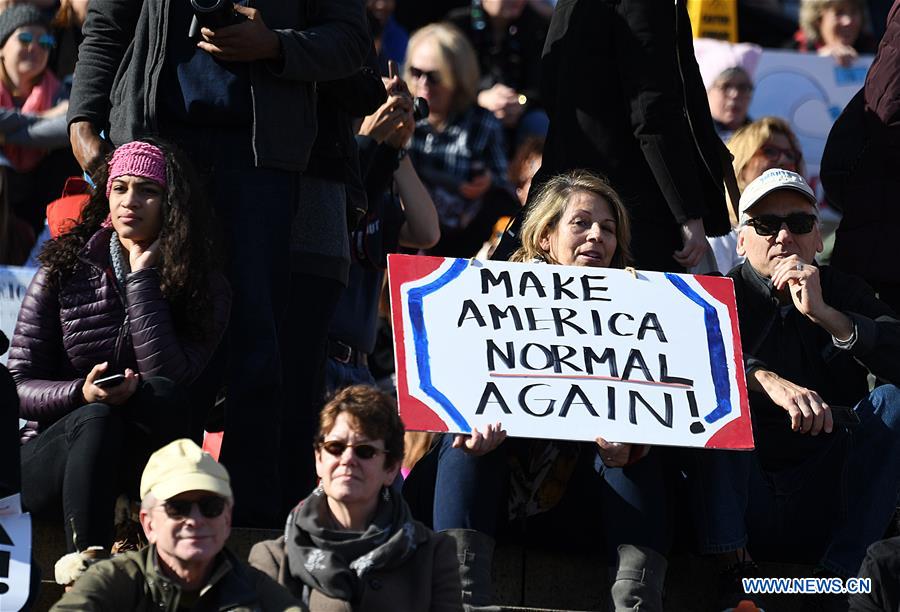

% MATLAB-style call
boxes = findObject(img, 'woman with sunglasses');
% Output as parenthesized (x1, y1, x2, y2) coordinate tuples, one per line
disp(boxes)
(0, 4, 78, 235)
(7, 138, 230, 585)
(403, 23, 517, 258)
(695, 116, 807, 275)
(250, 384, 462, 611)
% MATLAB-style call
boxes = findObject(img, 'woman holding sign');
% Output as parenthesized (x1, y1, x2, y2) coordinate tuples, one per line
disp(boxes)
(403, 170, 670, 611)
(7, 139, 230, 584)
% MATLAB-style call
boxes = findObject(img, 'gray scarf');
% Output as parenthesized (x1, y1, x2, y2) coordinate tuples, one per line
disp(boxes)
(285, 487, 418, 603)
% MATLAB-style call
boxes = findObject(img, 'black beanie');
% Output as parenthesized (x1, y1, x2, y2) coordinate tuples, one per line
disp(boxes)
(0, 5, 48, 47)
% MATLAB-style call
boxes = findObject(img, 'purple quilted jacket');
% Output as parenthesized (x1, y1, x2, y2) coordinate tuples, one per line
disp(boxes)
(8, 228, 231, 442)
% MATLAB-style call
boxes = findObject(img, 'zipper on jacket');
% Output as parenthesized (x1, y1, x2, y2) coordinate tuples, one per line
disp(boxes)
(77, 254, 130, 370)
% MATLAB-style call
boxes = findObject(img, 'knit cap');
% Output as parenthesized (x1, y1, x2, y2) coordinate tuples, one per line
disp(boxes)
(0, 5, 48, 47)
(106, 141, 168, 198)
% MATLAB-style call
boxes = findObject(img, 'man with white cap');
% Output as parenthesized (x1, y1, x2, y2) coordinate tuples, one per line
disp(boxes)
(689, 169, 900, 607)
(51, 439, 304, 611)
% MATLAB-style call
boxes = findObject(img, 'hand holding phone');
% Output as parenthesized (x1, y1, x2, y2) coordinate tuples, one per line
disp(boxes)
(82, 362, 139, 405)
(94, 373, 127, 389)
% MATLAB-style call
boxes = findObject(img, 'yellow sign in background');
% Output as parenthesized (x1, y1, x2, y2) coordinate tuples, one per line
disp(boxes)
(688, 0, 738, 42)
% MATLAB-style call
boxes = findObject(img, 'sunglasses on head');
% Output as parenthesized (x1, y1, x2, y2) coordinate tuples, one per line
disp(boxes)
(409, 66, 442, 86)
(319, 439, 388, 460)
(758, 144, 799, 166)
(745, 213, 817, 236)
(16, 32, 55, 50)
(160, 496, 227, 520)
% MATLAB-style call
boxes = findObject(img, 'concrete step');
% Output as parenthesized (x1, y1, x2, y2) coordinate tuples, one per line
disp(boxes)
(29, 520, 814, 611)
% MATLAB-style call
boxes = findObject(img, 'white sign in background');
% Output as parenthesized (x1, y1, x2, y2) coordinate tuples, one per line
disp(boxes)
(393, 257, 751, 449)
(749, 49, 873, 199)
(0, 495, 31, 612)
(0, 267, 36, 367)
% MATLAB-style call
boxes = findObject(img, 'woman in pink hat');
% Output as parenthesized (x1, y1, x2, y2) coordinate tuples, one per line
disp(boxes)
(7, 138, 231, 584)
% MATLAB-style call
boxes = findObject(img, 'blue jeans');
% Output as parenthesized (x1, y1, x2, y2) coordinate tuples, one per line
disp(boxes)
(688, 384, 900, 576)
(404, 435, 669, 561)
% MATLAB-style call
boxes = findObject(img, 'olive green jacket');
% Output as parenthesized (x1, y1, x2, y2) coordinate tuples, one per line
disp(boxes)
(51, 545, 306, 612)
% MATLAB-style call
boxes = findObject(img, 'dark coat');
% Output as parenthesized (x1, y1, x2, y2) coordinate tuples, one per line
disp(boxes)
(821, 0, 900, 288)
(0, 332, 19, 497)
(7, 228, 231, 436)
(729, 261, 900, 471)
(248, 522, 462, 612)
(67, 0, 370, 172)
(504, 0, 731, 272)
(445, 5, 548, 111)
(51, 545, 304, 612)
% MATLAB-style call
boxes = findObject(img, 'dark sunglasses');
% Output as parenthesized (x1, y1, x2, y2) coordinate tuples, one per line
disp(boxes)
(16, 32, 55, 50)
(160, 496, 227, 520)
(409, 66, 442, 86)
(319, 439, 388, 460)
(745, 213, 817, 236)
(758, 144, 799, 166)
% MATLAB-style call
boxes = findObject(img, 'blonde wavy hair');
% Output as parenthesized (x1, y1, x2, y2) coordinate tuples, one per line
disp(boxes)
(403, 23, 480, 116)
(511, 170, 631, 268)
(799, 0, 864, 48)
(727, 116, 806, 191)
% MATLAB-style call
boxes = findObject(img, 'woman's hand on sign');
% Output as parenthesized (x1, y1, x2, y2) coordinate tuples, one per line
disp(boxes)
(595, 437, 633, 468)
(452, 422, 507, 456)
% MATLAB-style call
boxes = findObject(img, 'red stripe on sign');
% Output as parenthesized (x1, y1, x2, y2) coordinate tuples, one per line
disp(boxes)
(694, 275, 754, 450)
(387, 254, 449, 432)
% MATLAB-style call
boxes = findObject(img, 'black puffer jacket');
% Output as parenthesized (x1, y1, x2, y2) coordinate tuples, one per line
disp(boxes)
(8, 228, 230, 438)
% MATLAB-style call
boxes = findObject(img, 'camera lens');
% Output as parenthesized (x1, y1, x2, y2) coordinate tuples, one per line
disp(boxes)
(413, 97, 429, 121)
(191, 0, 226, 12)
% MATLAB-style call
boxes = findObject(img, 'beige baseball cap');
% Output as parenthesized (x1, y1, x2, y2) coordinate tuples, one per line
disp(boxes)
(140, 439, 232, 501)
(739, 168, 817, 224)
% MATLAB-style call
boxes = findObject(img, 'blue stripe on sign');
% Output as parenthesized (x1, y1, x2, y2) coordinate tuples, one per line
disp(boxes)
(664, 274, 732, 423)
(407, 259, 471, 431)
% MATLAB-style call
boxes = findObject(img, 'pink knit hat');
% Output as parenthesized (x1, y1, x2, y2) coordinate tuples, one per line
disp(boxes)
(106, 141, 168, 198)
(693, 38, 763, 91)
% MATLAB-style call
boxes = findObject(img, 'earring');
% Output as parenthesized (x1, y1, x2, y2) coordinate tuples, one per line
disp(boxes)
(381, 487, 391, 503)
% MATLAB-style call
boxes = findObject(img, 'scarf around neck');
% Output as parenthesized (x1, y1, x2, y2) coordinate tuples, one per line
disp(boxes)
(0, 69, 60, 172)
(285, 486, 419, 603)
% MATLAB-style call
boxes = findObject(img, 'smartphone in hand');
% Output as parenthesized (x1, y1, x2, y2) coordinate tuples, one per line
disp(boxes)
(94, 373, 127, 389)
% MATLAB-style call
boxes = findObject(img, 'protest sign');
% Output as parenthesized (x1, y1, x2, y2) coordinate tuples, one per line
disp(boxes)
(389, 255, 752, 450)
(0, 266, 36, 366)
(749, 49, 873, 197)
(0, 495, 32, 612)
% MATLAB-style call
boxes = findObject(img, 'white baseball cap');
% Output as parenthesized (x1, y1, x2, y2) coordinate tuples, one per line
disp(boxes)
(739, 169, 817, 224)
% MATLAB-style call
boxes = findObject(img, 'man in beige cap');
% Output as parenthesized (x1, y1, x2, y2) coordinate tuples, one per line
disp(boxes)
(688, 168, 900, 609)
(51, 439, 305, 611)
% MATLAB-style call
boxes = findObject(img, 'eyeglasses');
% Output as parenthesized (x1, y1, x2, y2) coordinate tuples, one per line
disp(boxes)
(744, 213, 817, 236)
(758, 144, 800, 166)
(409, 66, 442, 86)
(319, 439, 389, 460)
(159, 496, 227, 520)
(714, 82, 754, 96)
(16, 32, 55, 50)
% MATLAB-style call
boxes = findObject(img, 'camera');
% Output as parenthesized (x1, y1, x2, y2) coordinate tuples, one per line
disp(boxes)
(188, 0, 240, 37)
(413, 97, 429, 122)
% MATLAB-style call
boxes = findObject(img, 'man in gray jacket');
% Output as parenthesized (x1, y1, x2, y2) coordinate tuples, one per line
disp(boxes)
(66, 0, 370, 527)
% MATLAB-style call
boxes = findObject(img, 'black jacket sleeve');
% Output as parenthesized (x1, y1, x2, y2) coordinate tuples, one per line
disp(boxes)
(0, 332, 20, 498)
(66, 0, 141, 129)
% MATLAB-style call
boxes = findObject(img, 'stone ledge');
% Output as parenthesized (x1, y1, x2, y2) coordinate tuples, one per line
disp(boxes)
(30, 520, 818, 612)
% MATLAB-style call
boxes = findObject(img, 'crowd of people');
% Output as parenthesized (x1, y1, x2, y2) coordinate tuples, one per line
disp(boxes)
(0, 0, 899, 611)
